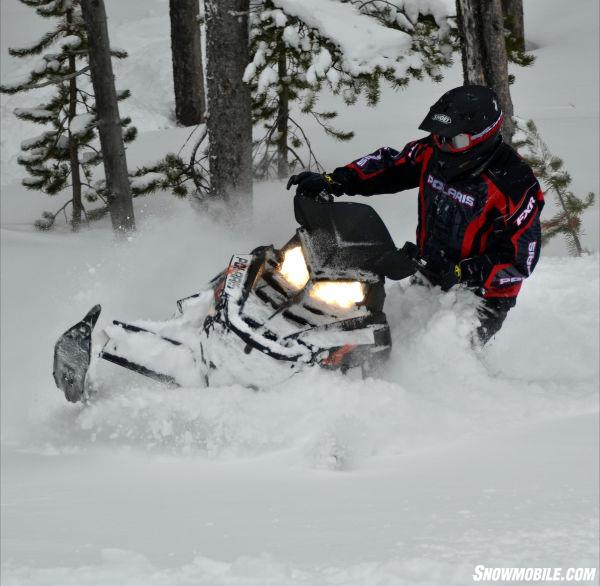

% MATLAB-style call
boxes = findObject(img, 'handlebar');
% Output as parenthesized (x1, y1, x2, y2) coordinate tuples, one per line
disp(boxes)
(314, 190, 334, 204)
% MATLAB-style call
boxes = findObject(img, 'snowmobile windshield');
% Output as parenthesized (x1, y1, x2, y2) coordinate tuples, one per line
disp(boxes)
(293, 195, 396, 274)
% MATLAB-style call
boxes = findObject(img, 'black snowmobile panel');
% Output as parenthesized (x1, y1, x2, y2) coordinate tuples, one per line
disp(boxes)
(293, 195, 396, 274)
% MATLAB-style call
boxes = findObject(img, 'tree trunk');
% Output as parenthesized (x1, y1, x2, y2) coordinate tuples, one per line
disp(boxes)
(169, 0, 206, 126)
(66, 8, 83, 231)
(455, 0, 515, 141)
(205, 0, 253, 214)
(501, 0, 525, 51)
(481, 0, 515, 139)
(455, 0, 486, 86)
(81, 0, 135, 233)
(276, 43, 289, 179)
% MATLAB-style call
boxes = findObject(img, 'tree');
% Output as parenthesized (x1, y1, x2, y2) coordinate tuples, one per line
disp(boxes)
(0, 0, 137, 231)
(169, 0, 206, 126)
(245, 0, 454, 179)
(514, 120, 595, 256)
(455, 0, 515, 139)
(501, 0, 524, 52)
(129, 125, 210, 200)
(81, 0, 135, 233)
(205, 0, 254, 214)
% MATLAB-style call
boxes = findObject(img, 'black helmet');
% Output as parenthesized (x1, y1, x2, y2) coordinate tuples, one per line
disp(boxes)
(420, 85, 503, 180)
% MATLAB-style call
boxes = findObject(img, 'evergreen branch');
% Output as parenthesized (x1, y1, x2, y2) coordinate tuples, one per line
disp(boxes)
(35, 198, 72, 230)
(516, 118, 595, 256)
(310, 111, 354, 141)
(2, 66, 90, 93)
(8, 28, 63, 57)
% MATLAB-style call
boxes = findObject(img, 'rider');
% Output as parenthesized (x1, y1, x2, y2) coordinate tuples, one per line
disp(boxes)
(287, 85, 544, 345)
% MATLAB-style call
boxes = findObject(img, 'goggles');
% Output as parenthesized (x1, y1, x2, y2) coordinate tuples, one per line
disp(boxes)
(432, 113, 504, 153)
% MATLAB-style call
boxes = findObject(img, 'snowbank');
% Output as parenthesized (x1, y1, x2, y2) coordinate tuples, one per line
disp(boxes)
(0, 549, 473, 586)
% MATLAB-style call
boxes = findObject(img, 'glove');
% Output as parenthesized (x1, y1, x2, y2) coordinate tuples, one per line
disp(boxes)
(436, 261, 463, 291)
(435, 256, 490, 291)
(400, 241, 420, 261)
(286, 171, 339, 199)
(458, 256, 493, 287)
(371, 248, 417, 280)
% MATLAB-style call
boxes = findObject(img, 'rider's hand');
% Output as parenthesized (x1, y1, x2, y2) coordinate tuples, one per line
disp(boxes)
(372, 248, 417, 280)
(437, 256, 490, 290)
(437, 262, 463, 291)
(286, 171, 338, 199)
(458, 256, 492, 287)
(400, 241, 420, 261)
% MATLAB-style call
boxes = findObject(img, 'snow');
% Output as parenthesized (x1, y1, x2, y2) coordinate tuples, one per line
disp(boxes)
(32, 59, 47, 75)
(20, 132, 54, 150)
(17, 147, 45, 163)
(306, 48, 333, 85)
(1, 0, 599, 584)
(102, 322, 201, 388)
(272, 0, 414, 76)
(69, 113, 96, 136)
(282, 25, 300, 49)
(129, 172, 163, 190)
(80, 151, 99, 164)
(403, 0, 454, 27)
(57, 34, 82, 51)
(13, 107, 53, 119)
(21, 176, 43, 187)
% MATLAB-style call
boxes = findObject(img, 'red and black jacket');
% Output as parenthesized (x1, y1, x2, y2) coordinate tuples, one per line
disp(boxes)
(330, 137, 545, 299)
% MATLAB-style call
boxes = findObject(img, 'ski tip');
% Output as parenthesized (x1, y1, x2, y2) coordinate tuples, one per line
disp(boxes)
(52, 304, 102, 403)
(84, 304, 102, 328)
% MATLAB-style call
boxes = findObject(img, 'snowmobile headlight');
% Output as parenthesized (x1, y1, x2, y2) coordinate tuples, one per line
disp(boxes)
(278, 246, 309, 290)
(309, 281, 365, 309)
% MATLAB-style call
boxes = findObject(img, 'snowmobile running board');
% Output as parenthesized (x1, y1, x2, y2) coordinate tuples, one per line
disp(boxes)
(100, 321, 179, 386)
(53, 304, 101, 403)
(99, 352, 177, 386)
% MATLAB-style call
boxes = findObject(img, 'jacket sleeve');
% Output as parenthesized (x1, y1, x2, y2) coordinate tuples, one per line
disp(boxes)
(329, 138, 430, 196)
(479, 176, 545, 297)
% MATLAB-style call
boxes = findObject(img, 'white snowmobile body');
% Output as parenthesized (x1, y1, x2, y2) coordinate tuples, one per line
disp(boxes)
(53, 195, 417, 402)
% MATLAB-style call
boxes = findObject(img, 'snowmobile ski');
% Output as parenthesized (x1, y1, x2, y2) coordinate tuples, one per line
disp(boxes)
(53, 304, 101, 403)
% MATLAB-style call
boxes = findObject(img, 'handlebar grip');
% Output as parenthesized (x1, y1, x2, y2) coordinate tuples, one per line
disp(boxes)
(315, 190, 334, 203)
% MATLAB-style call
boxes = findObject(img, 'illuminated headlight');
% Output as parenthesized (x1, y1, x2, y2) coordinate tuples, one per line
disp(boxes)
(278, 246, 309, 290)
(309, 281, 365, 309)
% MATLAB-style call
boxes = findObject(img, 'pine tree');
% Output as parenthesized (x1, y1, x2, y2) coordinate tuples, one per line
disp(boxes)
(245, 0, 454, 179)
(513, 119, 595, 256)
(501, 0, 526, 53)
(169, 0, 206, 126)
(205, 0, 253, 214)
(0, 0, 137, 231)
(455, 0, 535, 143)
(456, 0, 515, 139)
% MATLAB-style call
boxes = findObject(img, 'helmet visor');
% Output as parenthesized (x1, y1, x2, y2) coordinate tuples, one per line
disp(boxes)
(433, 133, 473, 153)
(431, 113, 504, 154)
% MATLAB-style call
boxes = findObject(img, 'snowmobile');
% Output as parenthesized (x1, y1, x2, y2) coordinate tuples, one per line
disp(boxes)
(52, 193, 419, 403)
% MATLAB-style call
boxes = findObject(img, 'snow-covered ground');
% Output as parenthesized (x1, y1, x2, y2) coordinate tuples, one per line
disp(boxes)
(1, 0, 598, 584)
